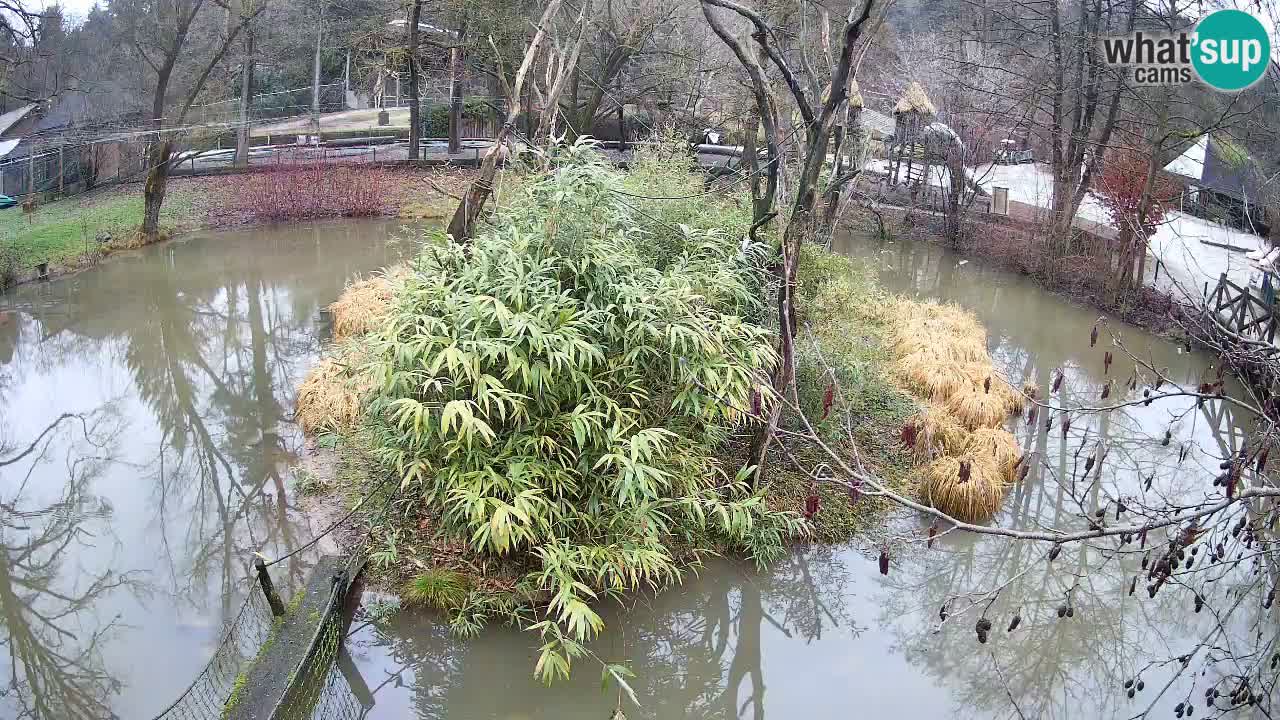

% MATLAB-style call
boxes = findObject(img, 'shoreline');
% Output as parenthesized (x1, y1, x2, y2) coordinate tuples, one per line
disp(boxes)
(0, 167, 471, 294)
(855, 204, 1192, 341)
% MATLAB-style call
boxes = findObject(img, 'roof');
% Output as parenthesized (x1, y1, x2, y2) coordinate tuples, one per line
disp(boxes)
(860, 108, 895, 139)
(1163, 135, 1206, 180)
(1201, 136, 1264, 203)
(0, 104, 36, 137)
(1164, 134, 1265, 203)
(386, 18, 457, 38)
(894, 82, 936, 115)
(0, 139, 20, 159)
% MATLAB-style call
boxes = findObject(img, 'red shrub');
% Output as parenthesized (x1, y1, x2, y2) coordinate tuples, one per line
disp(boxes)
(1095, 149, 1179, 233)
(226, 160, 393, 223)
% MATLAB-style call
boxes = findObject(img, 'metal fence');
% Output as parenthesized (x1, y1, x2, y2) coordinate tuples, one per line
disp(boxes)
(147, 589, 278, 720)
(189, 84, 348, 126)
(149, 483, 389, 720)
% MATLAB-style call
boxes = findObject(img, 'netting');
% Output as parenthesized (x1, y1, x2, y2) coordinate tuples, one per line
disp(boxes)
(269, 533, 376, 720)
(148, 589, 277, 720)
(151, 478, 389, 720)
(274, 614, 373, 720)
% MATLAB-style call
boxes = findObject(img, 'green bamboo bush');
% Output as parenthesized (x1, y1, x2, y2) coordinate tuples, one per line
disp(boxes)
(364, 141, 805, 681)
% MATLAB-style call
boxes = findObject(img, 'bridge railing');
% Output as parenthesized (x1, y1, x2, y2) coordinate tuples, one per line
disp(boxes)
(1208, 272, 1279, 348)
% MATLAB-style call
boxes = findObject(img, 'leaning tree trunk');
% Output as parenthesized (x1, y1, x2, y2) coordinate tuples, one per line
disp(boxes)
(445, 0, 562, 242)
(141, 139, 173, 240)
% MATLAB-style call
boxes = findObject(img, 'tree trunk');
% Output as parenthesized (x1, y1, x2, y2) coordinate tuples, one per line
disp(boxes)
(446, 0, 563, 242)
(407, 0, 423, 160)
(536, 1, 591, 146)
(311, 4, 324, 136)
(235, 29, 255, 167)
(141, 139, 173, 240)
(448, 41, 465, 154)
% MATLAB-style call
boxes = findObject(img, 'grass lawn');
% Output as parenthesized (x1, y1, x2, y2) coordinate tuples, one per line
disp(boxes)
(0, 186, 201, 268)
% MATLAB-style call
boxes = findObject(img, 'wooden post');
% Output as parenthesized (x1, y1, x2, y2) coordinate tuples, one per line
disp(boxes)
(255, 558, 287, 616)
(27, 142, 35, 198)
(57, 145, 64, 195)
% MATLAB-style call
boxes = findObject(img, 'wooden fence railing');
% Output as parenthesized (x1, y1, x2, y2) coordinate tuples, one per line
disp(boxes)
(1208, 273, 1279, 347)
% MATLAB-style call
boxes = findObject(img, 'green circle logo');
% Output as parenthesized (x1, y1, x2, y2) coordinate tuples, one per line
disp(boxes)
(1192, 9, 1272, 91)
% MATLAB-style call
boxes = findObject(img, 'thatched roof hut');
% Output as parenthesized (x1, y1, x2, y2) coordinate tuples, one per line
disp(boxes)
(893, 81, 936, 116)
(848, 77, 865, 110)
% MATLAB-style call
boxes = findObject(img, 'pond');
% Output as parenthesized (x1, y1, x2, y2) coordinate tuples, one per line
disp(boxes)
(0, 220, 1262, 719)
(344, 231, 1262, 720)
(0, 219, 417, 719)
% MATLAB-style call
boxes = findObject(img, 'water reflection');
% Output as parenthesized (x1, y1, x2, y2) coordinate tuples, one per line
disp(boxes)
(0, 219, 416, 717)
(346, 231, 1267, 720)
(0, 409, 128, 719)
(348, 549, 868, 720)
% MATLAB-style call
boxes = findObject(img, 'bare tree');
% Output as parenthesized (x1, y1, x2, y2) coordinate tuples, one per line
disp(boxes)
(234, 0, 263, 167)
(118, 0, 265, 240)
(700, 0, 879, 481)
(445, 0, 567, 242)
(406, 0, 424, 159)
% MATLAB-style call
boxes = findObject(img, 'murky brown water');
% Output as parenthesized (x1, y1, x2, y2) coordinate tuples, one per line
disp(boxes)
(0, 222, 1264, 719)
(0, 219, 417, 719)
(340, 231, 1264, 720)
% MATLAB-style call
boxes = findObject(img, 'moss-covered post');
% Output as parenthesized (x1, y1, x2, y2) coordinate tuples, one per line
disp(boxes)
(255, 558, 286, 616)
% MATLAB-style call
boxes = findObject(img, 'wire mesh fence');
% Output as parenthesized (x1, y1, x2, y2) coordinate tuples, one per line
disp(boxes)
(189, 84, 348, 126)
(150, 481, 389, 720)
(274, 613, 373, 720)
(148, 589, 278, 720)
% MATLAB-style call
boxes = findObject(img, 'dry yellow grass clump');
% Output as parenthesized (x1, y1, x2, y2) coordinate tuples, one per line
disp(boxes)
(919, 454, 1006, 523)
(897, 353, 972, 399)
(889, 301, 988, 364)
(296, 349, 377, 435)
(903, 404, 968, 461)
(945, 385, 1014, 430)
(888, 299, 1026, 523)
(299, 267, 407, 435)
(329, 268, 407, 341)
(964, 427, 1022, 477)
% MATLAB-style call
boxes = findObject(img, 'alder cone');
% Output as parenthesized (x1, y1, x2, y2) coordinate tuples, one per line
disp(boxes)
(975, 617, 992, 644)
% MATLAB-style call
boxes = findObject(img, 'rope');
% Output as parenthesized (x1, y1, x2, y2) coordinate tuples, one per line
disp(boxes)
(260, 477, 396, 568)
(148, 474, 396, 719)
